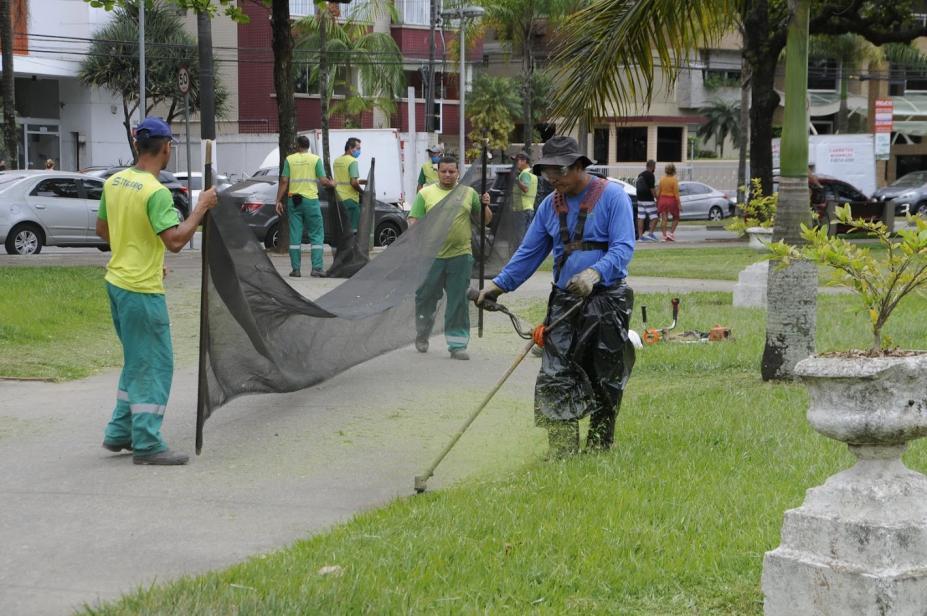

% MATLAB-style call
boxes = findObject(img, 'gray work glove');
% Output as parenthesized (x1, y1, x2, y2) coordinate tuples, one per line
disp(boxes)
(566, 268, 601, 297)
(476, 280, 503, 306)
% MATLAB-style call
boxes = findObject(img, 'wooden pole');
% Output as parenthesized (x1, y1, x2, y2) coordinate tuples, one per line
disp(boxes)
(195, 140, 213, 454)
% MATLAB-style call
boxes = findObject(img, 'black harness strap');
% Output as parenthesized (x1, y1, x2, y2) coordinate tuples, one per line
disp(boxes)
(553, 177, 607, 283)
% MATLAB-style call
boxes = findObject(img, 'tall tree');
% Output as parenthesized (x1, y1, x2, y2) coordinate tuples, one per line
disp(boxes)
(478, 0, 577, 151)
(465, 74, 521, 158)
(0, 0, 17, 169)
(79, 1, 228, 160)
(697, 98, 740, 158)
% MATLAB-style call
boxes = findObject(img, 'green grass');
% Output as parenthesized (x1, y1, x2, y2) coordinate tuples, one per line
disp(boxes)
(82, 291, 927, 615)
(628, 247, 764, 280)
(0, 267, 122, 380)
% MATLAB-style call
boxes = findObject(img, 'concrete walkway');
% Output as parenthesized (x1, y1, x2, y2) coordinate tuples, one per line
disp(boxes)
(0, 244, 742, 615)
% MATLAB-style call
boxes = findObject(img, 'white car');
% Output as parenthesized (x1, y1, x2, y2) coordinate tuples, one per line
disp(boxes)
(0, 171, 110, 255)
(677, 181, 736, 221)
(173, 171, 231, 205)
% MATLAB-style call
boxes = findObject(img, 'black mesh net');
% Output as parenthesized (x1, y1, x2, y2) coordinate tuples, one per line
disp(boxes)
(197, 163, 523, 449)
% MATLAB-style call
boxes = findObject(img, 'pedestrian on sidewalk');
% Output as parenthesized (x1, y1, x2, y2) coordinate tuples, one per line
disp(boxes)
(275, 135, 335, 278)
(95, 116, 217, 465)
(477, 136, 636, 458)
(333, 137, 367, 231)
(410, 156, 492, 360)
(635, 159, 658, 241)
(656, 163, 681, 241)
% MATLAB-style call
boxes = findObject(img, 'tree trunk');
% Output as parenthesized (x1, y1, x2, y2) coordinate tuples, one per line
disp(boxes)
(522, 33, 533, 152)
(748, 55, 779, 197)
(319, 6, 332, 176)
(271, 0, 295, 254)
(737, 60, 750, 204)
(762, 0, 815, 381)
(424, 0, 437, 133)
(372, 0, 390, 128)
(122, 97, 137, 163)
(0, 0, 16, 169)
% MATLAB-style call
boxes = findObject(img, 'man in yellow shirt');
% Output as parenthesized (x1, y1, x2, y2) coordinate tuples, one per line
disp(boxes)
(416, 144, 443, 192)
(275, 135, 334, 277)
(409, 156, 491, 360)
(332, 137, 367, 231)
(95, 117, 217, 465)
(512, 152, 538, 242)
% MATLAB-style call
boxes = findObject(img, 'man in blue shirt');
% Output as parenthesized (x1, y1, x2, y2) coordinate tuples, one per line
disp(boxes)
(478, 136, 636, 458)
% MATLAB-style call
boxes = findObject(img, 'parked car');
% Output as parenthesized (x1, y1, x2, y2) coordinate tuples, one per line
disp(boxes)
(85, 167, 191, 220)
(814, 175, 884, 230)
(172, 171, 232, 205)
(224, 176, 408, 248)
(871, 170, 927, 217)
(0, 171, 110, 254)
(677, 181, 736, 221)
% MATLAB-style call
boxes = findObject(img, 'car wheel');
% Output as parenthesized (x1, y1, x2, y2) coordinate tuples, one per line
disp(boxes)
(5, 223, 43, 255)
(97, 245, 111, 252)
(375, 222, 401, 247)
(915, 202, 927, 218)
(708, 205, 723, 221)
(264, 222, 280, 250)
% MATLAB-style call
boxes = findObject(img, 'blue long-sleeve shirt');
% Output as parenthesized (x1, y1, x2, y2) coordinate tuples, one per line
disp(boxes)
(493, 179, 635, 292)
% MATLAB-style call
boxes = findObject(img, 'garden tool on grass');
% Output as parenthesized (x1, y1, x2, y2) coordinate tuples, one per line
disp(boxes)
(413, 290, 583, 494)
(640, 297, 679, 345)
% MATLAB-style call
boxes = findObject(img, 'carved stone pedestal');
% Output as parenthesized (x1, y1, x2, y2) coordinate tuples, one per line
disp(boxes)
(762, 356, 927, 615)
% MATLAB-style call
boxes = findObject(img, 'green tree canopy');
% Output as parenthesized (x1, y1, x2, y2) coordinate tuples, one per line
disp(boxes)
(697, 99, 740, 158)
(79, 0, 228, 159)
(465, 74, 521, 159)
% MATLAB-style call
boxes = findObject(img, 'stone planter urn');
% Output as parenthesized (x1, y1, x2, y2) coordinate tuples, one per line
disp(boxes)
(746, 226, 773, 251)
(762, 354, 927, 615)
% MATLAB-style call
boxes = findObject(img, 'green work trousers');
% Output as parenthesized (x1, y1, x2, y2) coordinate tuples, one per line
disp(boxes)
(288, 196, 324, 272)
(415, 254, 473, 351)
(103, 283, 173, 455)
(343, 198, 361, 232)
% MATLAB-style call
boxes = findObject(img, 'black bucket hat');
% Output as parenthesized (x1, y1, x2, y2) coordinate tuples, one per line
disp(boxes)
(532, 136, 595, 175)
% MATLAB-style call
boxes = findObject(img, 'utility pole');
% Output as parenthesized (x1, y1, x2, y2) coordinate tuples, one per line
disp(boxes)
(424, 0, 438, 134)
(139, 0, 145, 121)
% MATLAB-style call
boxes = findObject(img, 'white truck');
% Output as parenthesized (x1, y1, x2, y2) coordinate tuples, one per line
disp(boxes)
(257, 128, 406, 206)
(773, 134, 877, 196)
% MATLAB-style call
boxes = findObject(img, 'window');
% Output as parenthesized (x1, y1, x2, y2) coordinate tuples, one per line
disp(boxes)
(31, 178, 79, 198)
(682, 182, 711, 195)
(399, 0, 429, 26)
(657, 127, 683, 162)
(289, 0, 314, 17)
(808, 59, 838, 91)
(834, 182, 865, 202)
(593, 128, 609, 165)
(295, 65, 351, 96)
(82, 180, 103, 200)
(703, 69, 741, 90)
(616, 127, 647, 162)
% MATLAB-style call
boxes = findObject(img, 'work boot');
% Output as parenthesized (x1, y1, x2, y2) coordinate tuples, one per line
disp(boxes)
(289, 270, 301, 278)
(310, 269, 328, 278)
(546, 421, 579, 460)
(102, 440, 132, 453)
(415, 337, 429, 353)
(133, 449, 190, 466)
(587, 405, 618, 452)
(449, 349, 470, 360)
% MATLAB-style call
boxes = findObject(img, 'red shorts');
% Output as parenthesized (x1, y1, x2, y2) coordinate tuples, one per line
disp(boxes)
(657, 195, 679, 217)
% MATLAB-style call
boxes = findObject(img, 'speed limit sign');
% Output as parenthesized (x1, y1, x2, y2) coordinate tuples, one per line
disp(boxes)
(177, 65, 191, 96)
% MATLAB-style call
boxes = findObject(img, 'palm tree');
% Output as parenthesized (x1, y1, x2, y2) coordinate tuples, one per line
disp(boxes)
(465, 74, 522, 159)
(295, 1, 403, 172)
(477, 0, 578, 150)
(697, 99, 740, 158)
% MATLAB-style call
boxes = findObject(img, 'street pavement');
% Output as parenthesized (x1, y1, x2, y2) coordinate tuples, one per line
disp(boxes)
(0, 231, 746, 615)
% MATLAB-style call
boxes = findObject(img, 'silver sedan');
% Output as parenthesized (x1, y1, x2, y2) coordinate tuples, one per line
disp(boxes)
(678, 181, 736, 221)
(0, 171, 109, 255)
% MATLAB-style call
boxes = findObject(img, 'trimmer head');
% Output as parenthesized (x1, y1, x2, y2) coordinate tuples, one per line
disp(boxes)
(413, 475, 429, 494)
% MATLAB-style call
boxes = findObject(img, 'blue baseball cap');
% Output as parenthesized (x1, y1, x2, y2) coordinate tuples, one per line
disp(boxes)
(135, 117, 178, 143)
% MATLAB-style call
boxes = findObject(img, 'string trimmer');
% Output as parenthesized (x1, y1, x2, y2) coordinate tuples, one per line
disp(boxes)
(413, 290, 582, 494)
(641, 297, 679, 345)
(639, 297, 731, 344)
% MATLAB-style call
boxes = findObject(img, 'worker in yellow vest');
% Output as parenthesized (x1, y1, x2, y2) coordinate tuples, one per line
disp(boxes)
(512, 152, 539, 241)
(416, 144, 444, 192)
(275, 135, 334, 277)
(409, 156, 492, 360)
(332, 137, 367, 231)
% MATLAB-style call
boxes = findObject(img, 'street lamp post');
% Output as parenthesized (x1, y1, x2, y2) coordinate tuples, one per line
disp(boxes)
(441, 5, 483, 165)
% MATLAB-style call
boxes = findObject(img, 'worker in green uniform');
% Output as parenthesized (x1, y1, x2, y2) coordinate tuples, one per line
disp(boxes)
(512, 152, 539, 242)
(95, 117, 217, 465)
(275, 135, 334, 278)
(332, 137, 367, 231)
(416, 144, 444, 192)
(409, 156, 492, 360)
